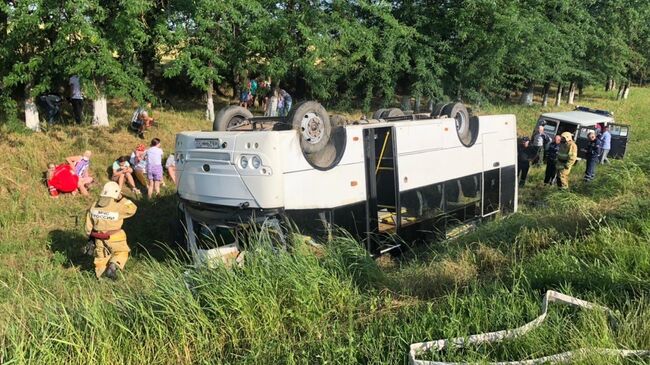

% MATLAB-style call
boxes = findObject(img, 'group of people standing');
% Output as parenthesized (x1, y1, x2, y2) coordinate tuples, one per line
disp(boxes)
(518, 125, 611, 190)
(38, 75, 85, 125)
(239, 78, 293, 117)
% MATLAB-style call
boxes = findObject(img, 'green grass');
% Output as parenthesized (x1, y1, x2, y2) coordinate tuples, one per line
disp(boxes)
(1, 88, 650, 364)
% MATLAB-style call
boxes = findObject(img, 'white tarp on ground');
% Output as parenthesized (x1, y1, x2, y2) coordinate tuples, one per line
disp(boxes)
(409, 290, 650, 365)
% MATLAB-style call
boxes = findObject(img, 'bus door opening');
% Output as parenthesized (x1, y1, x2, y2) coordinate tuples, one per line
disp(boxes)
(363, 127, 400, 240)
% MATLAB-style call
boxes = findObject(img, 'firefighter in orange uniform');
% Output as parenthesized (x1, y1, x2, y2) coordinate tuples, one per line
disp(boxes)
(85, 182, 137, 279)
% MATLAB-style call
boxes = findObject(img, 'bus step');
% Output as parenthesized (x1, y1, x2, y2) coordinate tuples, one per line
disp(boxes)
(379, 243, 402, 255)
(377, 204, 396, 209)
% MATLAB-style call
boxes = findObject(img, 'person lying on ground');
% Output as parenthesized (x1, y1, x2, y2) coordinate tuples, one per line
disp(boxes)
(66, 150, 94, 195)
(145, 138, 164, 198)
(46, 163, 79, 197)
(129, 144, 148, 188)
(165, 153, 177, 185)
(112, 156, 140, 194)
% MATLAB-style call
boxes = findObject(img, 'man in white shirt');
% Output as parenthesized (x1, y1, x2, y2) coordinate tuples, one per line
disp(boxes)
(69, 75, 84, 124)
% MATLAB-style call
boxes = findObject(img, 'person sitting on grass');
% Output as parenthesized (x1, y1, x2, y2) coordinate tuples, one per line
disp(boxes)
(129, 144, 148, 188)
(131, 108, 155, 138)
(112, 156, 140, 194)
(165, 153, 177, 185)
(46, 163, 79, 198)
(65, 150, 94, 196)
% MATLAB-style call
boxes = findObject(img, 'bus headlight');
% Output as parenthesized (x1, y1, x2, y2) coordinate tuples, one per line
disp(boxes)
(239, 156, 249, 169)
(251, 155, 262, 169)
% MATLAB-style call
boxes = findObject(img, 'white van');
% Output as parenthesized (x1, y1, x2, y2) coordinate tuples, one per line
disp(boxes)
(535, 106, 630, 159)
(174, 102, 518, 261)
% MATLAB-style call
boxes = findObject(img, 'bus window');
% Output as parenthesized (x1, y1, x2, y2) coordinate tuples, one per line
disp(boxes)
(543, 121, 558, 135)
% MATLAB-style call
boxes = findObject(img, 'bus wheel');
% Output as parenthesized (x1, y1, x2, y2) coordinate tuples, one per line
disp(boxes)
(431, 102, 449, 117)
(290, 101, 332, 154)
(213, 106, 253, 131)
(372, 108, 387, 119)
(442, 103, 475, 146)
(381, 108, 405, 118)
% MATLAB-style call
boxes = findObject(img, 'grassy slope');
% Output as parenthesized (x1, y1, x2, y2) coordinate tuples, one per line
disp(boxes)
(1, 89, 649, 364)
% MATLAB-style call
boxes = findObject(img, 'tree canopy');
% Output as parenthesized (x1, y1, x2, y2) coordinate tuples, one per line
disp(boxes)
(1, 0, 650, 124)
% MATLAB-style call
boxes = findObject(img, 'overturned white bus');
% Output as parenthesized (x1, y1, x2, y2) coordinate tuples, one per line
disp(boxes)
(173, 101, 518, 260)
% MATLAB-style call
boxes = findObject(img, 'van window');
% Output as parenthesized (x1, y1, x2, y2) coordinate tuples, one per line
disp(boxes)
(578, 128, 591, 139)
(620, 127, 629, 137)
(543, 121, 558, 134)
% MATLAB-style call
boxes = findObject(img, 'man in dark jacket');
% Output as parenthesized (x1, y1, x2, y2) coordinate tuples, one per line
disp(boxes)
(584, 131, 602, 181)
(544, 134, 561, 185)
(518, 137, 536, 187)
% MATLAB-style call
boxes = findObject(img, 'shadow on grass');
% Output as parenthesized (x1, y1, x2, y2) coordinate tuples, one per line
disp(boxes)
(122, 192, 186, 262)
(48, 229, 94, 272)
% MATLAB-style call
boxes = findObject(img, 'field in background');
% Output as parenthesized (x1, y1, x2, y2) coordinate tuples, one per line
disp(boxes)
(1, 89, 650, 364)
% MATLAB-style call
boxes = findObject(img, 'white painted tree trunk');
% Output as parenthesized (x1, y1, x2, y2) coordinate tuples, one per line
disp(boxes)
(623, 83, 630, 99)
(25, 92, 40, 131)
(541, 82, 550, 107)
(567, 82, 576, 105)
(414, 95, 421, 112)
(554, 85, 563, 106)
(520, 82, 534, 106)
(616, 84, 624, 100)
(92, 96, 109, 127)
(206, 79, 215, 122)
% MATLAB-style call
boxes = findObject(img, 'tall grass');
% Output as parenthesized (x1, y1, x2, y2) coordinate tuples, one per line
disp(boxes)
(2, 88, 650, 364)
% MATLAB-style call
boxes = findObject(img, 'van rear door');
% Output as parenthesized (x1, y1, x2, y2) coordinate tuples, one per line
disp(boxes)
(608, 123, 630, 158)
(575, 126, 597, 159)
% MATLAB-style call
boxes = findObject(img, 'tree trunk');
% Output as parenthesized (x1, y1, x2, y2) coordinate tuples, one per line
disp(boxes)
(554, 84, 563, 106)
(206, 79, 215, 122)
(612, 79, 617, 91)
(520, 81, 534, 106)
(605, 77, 613, 91)
(427, 99, 434, 112)
(92, 96, 109, 126)
(414, 95, 421, 112)
(567, 82, 576, 105)
(616, 83, 624, 100)
(622, 82, 630, 99)
(24, 86, 40, 131)
(401, 95, 411, 111)
(541, 82, 550, 107)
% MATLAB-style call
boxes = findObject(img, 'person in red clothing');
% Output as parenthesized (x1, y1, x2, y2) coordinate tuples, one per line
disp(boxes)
(46, 163, 79, 197)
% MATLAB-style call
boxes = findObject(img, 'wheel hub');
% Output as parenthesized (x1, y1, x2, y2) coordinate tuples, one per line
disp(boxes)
(300, 112, 324, 144)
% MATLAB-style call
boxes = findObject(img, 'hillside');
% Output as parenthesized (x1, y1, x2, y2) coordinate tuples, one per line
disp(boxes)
(1, 89, 649, 364)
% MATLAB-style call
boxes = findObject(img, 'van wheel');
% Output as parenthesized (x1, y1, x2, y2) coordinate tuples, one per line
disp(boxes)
(372, 109, 387, 119)
(289, 101, 332, 154)
(213, 106, 253, 131)
(381, 108, 404, 118)
(442, 103, 476, 146)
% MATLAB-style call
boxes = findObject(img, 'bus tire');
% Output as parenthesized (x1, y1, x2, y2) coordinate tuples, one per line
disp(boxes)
(372, 109, 387, 119)
(431, 102, 449, 117)
(442, 103, 475, 146)
(290, 101, 332, 154)
(213, 106, 253, 131)
(381, 108, 404, 118)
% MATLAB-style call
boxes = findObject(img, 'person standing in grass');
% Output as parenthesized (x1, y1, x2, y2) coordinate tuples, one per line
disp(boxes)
(599, 125, 611, 164)
(85, 181, 137, 279)
(556, 132, 578, 190)
(69, 75, 84, 124)
(530, 125, 550, 167)
(145, 138, 164, 198)
(279, 89, 292, 117)
(584, 131, 602, 182)
(544, 135, 561, 185)
(517, 137, 536, 187)
(165, 154, 177, 185)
